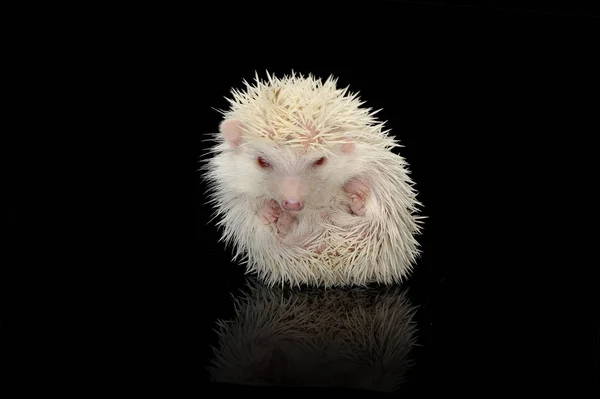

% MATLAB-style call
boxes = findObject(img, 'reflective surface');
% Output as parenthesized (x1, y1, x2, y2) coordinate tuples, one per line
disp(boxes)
(208, 278, 418, 392)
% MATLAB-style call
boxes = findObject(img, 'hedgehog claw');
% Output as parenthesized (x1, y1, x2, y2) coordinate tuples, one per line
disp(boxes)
(259, 199, 281, 225)
(343, 177, 370, 216)
(350, 196, 367, 216)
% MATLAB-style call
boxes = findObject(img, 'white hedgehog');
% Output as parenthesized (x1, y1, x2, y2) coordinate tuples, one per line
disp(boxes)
(208, 278, 418, 391)
(201, 71, 423, 287)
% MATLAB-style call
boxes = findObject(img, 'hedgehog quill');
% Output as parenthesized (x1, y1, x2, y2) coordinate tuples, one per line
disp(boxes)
(201, 71, 424, 287)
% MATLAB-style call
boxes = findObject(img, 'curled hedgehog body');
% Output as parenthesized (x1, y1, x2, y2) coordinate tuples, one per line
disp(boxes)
(202, 71, 423, 287)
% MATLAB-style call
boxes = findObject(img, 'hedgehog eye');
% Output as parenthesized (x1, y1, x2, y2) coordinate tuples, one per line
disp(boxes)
(313, 157, 327, 167)
(257, 156, 271, 169)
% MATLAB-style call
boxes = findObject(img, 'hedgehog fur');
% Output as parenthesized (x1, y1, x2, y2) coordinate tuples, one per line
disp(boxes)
(201, 71, 423, 288)
(208, 277, 418, 391)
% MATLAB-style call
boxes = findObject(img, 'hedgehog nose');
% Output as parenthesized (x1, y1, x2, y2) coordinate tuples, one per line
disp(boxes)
(282, 198, 304, 211)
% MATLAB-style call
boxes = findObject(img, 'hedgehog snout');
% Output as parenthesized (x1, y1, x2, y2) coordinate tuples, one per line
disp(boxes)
(282, 198, 304, 211)
(280, 176, 305, 211)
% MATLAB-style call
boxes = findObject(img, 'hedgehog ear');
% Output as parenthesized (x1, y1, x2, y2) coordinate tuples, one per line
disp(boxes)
(220, 118, 245, 148)
(340, 140, 355, 154)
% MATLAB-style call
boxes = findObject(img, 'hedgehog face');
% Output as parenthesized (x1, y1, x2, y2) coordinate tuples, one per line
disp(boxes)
(246, 142, 355, 212)
(251, 145, 335, 212)
(219, 118, 359, 212)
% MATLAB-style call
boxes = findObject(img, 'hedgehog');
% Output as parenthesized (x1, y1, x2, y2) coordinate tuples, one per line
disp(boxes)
(208, 277, 418, 392)
(201, 71, 423, 288)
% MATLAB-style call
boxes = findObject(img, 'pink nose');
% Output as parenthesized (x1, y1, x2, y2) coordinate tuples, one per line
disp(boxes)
(282, 198, 304, 211)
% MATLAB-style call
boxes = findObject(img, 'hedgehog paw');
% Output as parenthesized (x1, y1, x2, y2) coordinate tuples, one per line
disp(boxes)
(259, 199, 281, 225)
(276, 211, 297, 237)
(348, 195, 367, 216)
(343, 177, 370, 216)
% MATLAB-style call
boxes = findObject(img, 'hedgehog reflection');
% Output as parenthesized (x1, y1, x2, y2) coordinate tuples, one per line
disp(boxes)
(208, 278, 418, 392)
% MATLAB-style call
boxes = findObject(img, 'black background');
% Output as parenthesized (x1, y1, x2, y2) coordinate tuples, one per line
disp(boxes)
(186, 1, 599, 395)
(187, 2, 598, 395)
(19, 0, 597, 396)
